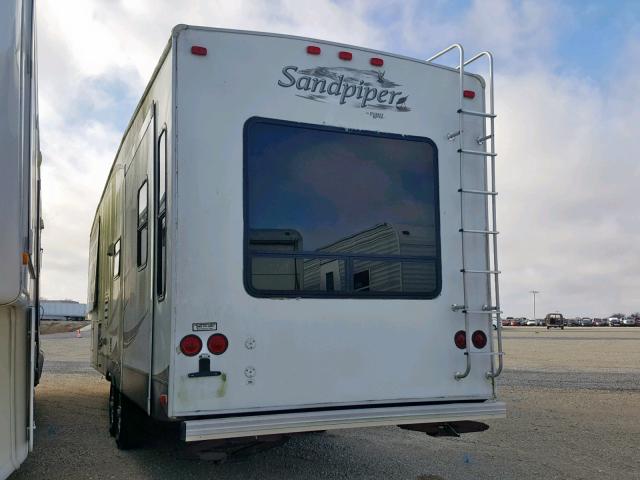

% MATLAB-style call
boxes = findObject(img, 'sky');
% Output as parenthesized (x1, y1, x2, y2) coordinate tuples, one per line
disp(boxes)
(37, 0, 640, 318)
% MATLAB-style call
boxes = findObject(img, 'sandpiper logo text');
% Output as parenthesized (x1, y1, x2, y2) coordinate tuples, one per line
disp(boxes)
(277, 66, 410, 112)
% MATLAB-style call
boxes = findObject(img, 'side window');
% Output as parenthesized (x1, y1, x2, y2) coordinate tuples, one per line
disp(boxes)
(353, 270, 370, 292)
(156, 128, 167, 298)
(137, 180, 148, 268)
(113, 239, 121, 278)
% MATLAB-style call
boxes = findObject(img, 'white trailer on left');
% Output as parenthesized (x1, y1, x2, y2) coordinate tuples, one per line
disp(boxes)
(0, 0, 42, 478)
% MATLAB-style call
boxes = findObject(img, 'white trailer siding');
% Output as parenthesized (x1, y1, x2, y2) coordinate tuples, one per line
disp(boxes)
(0, 0, 40, 477)
(90, 25, 504, 442)
(170, 27, 494, 417)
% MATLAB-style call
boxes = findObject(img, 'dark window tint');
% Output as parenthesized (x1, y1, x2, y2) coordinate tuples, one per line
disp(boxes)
(158, 129, 167, 210)
(137, 181, 148, 267)
(325, 272, 335, 292)
(244, 118, 441, 298)
(353, 270, 370, 292)
(156, 129, 168, 299)
(113, 239, 121, 278)
(156, 214, 167, 298)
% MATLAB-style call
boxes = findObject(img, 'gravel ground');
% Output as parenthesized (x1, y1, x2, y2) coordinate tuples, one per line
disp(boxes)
(10, 328, 640, 479)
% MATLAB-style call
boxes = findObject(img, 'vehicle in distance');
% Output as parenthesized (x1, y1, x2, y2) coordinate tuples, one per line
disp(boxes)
(526, 319, 537, 326)
(580, 317, 593, 327)
(545, 313, 565, 330)
(608, 317, 621, 327)
(622, 317, 637, 327)
(593, 318, 605, 327)
(86, 25, 506, 451)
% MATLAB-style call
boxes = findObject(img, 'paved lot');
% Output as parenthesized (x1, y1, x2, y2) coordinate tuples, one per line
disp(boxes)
(11, 328, 640, 479)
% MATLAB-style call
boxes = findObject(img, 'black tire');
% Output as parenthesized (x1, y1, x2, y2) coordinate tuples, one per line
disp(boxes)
(113, 390, 144, 450)
(108, 383, 118, 437)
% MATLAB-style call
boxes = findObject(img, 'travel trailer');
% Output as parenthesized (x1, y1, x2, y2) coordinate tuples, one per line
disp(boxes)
(88, 25, 505, 449)
(0, 0, 42, 477)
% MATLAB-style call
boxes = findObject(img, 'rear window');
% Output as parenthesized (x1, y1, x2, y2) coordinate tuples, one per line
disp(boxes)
(244, 117, 441, 299)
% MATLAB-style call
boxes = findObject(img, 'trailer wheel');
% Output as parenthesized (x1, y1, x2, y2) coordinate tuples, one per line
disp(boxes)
(114, 391, 143, 450)
(108, 383, 118, 437)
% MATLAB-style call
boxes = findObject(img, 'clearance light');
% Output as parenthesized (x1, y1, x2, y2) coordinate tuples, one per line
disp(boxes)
(180, 335, 202, 356)
(472, 330, 487, 349)
(463, 90, 475, 99)
(454, 330, 466, 349)
(338, 51, 352, 61)
(207, 334, 229, 355)
(306, 45, 321, 55)
(370, 57, 384, 66)
(191, 46, 208, 56)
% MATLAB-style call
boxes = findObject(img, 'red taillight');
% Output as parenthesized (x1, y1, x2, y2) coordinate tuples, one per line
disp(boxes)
(370, 57, 383, 66)
(338, 51, 352, 61)
(191, 46, 207, 56)
(180, 335, 202, 356)
(207, 334, 229, 355)
(472, 330, 487, 349)
(454, 330, 466, 349)
(463, 90, 475, 99)
(306, 45, 321, 55)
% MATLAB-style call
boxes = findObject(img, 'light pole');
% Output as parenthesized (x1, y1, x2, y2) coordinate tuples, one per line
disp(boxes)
(529, 290, 540, 321)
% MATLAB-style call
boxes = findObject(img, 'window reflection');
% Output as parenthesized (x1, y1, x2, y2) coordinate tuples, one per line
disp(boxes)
(245, 119, 440, 298)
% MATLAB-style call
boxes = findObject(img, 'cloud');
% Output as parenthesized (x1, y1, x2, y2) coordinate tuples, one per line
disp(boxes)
(37, 0, 640, 319)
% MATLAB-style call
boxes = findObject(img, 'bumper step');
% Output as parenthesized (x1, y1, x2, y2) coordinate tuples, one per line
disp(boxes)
(182, 401, 506, 442)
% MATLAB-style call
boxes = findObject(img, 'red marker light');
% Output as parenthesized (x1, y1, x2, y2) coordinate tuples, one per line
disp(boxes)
(370, 57, 384, 66)
(306, 45, 321, 55)
(454, 330, 467, 349)
(472, 330, 487, 349)
(191, 46, 207, 56)
(463, 90, 475, 99)
(338, 51, 352, 61)
(179, 335, 202, 356)
(207, 334, 229, 355)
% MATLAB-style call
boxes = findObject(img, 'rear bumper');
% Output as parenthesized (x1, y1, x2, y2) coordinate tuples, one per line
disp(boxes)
(182, 400, 506, 442)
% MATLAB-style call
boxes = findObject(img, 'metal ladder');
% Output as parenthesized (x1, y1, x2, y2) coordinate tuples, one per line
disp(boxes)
(427, 45, 504, 381)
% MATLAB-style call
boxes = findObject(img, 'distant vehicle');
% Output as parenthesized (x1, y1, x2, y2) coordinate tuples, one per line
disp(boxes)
(86, 27, 506, 450)
(567, 317, 581, 327)
(545, 313, 564, 330)
(608, 317, 621, 327)
(622, 317, 636, 327)
(501, 319, 511, 327)
(526, 320, 537, 326)
(592, 318, 605, 327)
(580, 317, 593, 327)
(510, 320, 520, 326)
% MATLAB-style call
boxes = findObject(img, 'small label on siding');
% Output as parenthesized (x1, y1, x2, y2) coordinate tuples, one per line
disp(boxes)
(192, 322, 217, 332)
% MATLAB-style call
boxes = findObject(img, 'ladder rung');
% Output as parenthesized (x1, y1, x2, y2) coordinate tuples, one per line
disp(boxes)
(477, 134, 493, 144)
(463, 310, 503, 314)
(459, 229, 499, 235)
(466, 351, 505, 356)
(458, 148, 497, 157)
(458, 188, 498, 196)
(461, 269, 501, 274)
(457, 108, 496, 118)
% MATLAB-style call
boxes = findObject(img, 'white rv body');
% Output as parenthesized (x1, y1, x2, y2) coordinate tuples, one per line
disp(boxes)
(0, 0, 41, 477)
(89, 25, 505, 446)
